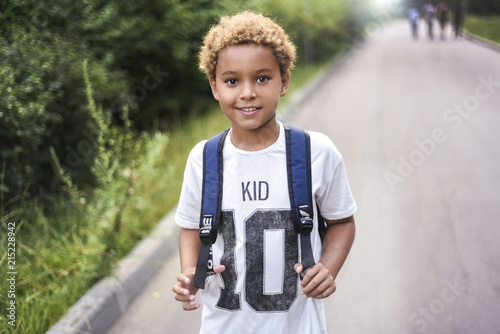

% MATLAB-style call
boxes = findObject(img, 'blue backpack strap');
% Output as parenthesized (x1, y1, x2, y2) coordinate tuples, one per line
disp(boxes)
(194, 129, 229, 289)
(284, 124, 316, 279)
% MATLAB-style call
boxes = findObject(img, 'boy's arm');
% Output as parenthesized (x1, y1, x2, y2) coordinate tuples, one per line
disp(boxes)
(296, 215, 355, 299)
(179, 227, 201, 273)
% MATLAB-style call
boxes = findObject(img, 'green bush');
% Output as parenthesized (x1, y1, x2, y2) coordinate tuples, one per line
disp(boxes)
(0, 25, 129, 204)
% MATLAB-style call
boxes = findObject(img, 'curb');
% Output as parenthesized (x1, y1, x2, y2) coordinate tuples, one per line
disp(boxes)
(46, 211, 179, 334)
(463, 31, 500, 53)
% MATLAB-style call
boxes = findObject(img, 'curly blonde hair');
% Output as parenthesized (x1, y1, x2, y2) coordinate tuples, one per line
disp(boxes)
(199, 11, 296, 80)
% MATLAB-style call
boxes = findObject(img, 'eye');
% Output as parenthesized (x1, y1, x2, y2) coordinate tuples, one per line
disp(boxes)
(225, 78, 238, 86)
(257, 76, 270, 83)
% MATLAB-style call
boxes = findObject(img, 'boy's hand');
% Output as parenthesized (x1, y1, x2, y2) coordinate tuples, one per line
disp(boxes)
(172, 265, 225, 310)
(173, 266, 199, 310)
(294, 263, 336, 299)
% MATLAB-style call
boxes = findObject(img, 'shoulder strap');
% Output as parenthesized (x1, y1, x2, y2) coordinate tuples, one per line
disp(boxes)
(194, 129, 229, 289)
(284, 124, 316, 278)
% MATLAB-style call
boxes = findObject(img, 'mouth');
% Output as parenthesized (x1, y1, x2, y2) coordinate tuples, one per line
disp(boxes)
(237, 107, 260, 116)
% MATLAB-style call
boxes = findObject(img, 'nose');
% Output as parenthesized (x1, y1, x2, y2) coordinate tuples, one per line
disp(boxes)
(240, 81, 256, 100)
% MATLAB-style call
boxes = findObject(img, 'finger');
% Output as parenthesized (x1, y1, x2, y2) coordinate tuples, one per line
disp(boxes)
(173, 286, 193, 302)
(301, 268, 330, 294)
(182, 300, 200, 311)
(306, 278, 335, 298)
(311, 282, 336, 299)
(294, 263, 303, 274)
(175, 293, 193, 303)
(213, 265, 226, 273)
(172, 283, 183, 295)
(172, 283, 190, 295)
(177, 273, 191, 285)
(300, 265, 320, 288)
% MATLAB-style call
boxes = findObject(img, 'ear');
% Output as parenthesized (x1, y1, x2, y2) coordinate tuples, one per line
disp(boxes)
(209, 77, 220, 101)
(280, 72, 290, 97)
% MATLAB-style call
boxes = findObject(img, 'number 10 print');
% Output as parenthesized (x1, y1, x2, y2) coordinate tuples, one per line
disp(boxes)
(216, 210, 298, 312)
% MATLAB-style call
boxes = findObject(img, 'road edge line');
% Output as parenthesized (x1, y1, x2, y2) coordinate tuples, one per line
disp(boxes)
(463, 31, 500, 53)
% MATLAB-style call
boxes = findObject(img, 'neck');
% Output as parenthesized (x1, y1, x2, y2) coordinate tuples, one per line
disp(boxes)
(230, 120, 280, 151)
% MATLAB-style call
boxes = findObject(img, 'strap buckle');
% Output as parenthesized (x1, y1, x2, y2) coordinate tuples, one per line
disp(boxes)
(199, 215, 214, 245)
(298, 205, 313, 235)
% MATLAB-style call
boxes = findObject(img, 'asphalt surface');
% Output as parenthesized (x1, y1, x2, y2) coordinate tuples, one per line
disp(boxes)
(107, 21, 500, 334)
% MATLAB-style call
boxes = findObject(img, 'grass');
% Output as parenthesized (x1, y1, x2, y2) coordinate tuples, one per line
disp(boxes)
(0, 61, 332, 333)
(464, 15, 500, 45)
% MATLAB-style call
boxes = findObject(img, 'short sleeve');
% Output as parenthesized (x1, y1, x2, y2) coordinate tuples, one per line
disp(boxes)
(316, 159, 357, 220)
(309, 131, 357, 220)
(174, 141, 206, 229)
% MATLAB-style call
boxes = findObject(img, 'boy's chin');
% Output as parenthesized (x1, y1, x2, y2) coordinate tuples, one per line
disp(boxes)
(232, 116, 278, 132)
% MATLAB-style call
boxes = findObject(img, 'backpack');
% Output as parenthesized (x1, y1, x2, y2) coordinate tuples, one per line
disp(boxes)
(194, 124, 326, 289)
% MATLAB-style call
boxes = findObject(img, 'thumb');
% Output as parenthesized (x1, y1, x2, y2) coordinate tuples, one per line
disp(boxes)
(294, 263, 303, 274)
(213, 265, 226, 274)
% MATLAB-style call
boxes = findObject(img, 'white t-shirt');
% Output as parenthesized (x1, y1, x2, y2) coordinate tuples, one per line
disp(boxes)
(175, 122, 357, 334)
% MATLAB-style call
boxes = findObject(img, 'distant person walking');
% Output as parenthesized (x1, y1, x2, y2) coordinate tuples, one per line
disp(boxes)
(423, 2, 435, 40)
(437, 2, 449, 40)
(408, 8, 420, 39)
(453, 3, 464, 39)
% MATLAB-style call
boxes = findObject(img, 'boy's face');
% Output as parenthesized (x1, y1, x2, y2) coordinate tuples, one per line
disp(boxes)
(209, 44, 289, 134)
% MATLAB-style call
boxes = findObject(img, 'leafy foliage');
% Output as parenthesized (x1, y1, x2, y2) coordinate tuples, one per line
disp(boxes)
(0, 27, 123, 204)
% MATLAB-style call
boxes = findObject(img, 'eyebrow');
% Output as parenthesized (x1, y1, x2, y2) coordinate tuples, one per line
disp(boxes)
(220, 68, 273, 76)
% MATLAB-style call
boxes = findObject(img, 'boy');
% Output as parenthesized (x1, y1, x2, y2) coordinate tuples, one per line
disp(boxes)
(172, 11, 356, 333)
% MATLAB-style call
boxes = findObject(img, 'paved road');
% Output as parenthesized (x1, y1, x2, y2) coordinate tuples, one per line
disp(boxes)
(107, 22, 500, 334)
